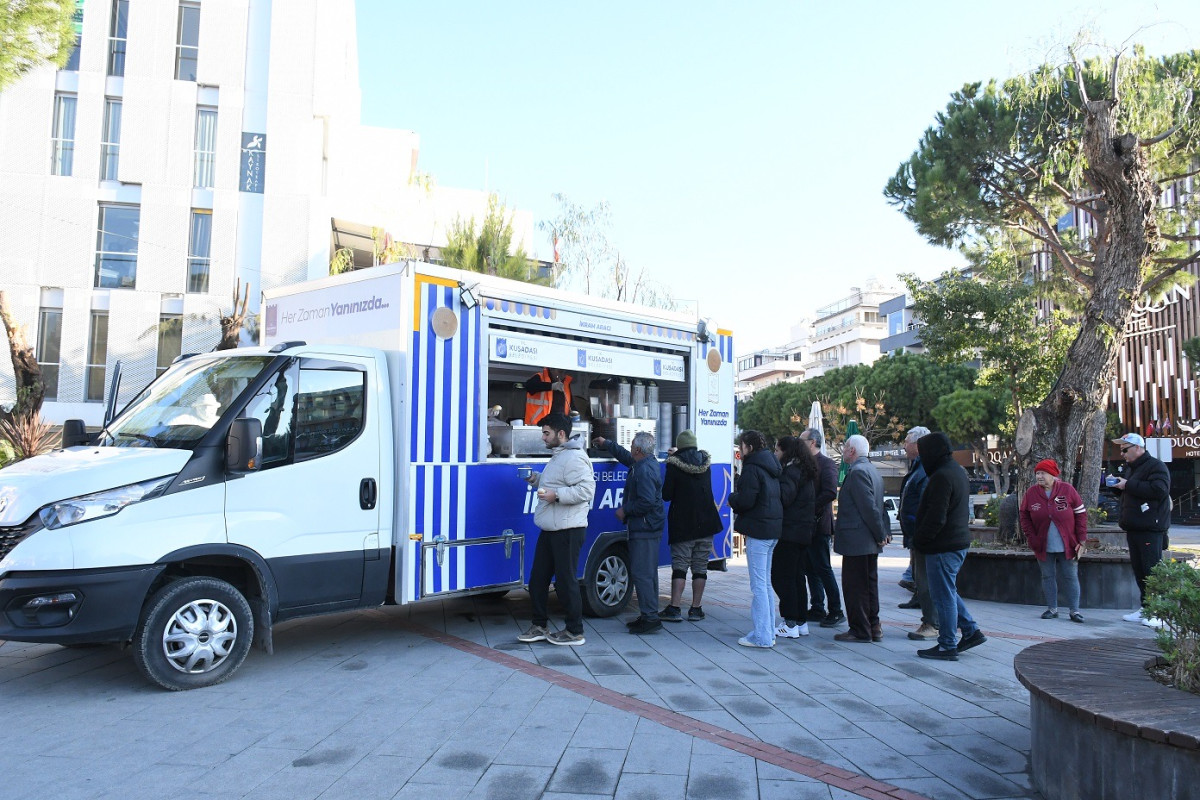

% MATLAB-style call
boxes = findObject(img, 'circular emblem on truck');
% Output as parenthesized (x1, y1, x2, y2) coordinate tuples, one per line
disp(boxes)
(431, 307, 459, 339)
(706, 348, 722, 373)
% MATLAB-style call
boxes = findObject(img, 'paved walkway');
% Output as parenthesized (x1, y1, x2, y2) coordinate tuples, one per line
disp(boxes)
(0, 543, 1161, 800)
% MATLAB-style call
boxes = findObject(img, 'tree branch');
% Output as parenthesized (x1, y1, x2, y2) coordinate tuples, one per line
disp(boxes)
(1144, 249, 1200, 295)
(1011, 222, 1095, 287)
(1159, 165, 1200, 184)
(1070, 49, 1090, 105)
(1141, 88, 1194, 146)
(1109, 51, 1122, 105)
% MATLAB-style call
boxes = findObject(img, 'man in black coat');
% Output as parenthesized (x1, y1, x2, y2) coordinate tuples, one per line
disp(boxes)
(1111, 432, 1172, 627)
(799, 429, 844, 627)
(912, 432, 985, 661)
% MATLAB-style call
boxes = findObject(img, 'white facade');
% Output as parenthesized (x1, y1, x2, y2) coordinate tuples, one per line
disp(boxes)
(0, 0, 531, 426)
(734, 319, 811, 401)
(801, 280, 899, 379)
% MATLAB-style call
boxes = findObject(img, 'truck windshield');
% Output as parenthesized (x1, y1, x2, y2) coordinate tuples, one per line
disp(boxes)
(99, 354, 273, 450)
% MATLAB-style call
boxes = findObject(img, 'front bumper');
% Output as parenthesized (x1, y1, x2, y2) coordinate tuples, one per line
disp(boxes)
(0, 565, 165, 645)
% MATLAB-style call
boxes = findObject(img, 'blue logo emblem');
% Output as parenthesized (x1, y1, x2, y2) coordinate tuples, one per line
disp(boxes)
(497, 338, 508, 358)
(653, 359, 662, 376)
(577, 349, 587, 368)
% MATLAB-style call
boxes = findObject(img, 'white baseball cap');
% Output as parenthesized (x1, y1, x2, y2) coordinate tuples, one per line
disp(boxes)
(1112, 433, 1145, 448)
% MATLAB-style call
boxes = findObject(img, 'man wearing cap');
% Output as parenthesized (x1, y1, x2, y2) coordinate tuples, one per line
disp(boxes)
(1110, 433, 1172, 627)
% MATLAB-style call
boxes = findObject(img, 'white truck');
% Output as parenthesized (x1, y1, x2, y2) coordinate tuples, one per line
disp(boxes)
(0, 262, 736, 690)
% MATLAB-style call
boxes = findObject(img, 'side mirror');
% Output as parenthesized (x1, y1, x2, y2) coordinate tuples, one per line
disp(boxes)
(226, 418, 263, 473)
(62, 419, 91, 447)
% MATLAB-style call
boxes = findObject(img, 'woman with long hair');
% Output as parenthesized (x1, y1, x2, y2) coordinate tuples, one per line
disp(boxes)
(773, 435, 817, 638)
(729, 430, 783, 647)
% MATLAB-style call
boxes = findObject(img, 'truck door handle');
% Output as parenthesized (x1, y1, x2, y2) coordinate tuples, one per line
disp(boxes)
(360, 478, 377, 510)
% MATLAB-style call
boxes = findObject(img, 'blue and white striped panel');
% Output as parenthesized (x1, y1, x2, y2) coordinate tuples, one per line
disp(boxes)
(698, 331, 734, 366)
(409, 463, 469, 597)
(409, 280, 482, 464)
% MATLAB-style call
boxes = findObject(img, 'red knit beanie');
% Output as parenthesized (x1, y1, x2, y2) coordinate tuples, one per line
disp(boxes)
(1034, 459, 1060, 477)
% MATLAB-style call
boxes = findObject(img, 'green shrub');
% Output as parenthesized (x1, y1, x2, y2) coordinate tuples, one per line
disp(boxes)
(982, 496, 1001, 527)
(1144, 558, 1200, 694)
(1086, 506, 1107, 527)
(0, 439, 14, 468)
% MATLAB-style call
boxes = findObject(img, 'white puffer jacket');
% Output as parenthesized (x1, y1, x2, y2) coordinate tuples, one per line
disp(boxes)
(530, 435, 595, 531)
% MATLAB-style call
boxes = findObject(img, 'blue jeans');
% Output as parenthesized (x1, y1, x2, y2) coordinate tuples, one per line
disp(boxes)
(1038, 553, 1080, 613)
(628, 537, 660, 618)
(924, 549, 978, 651)
(745, 536, 778, 646)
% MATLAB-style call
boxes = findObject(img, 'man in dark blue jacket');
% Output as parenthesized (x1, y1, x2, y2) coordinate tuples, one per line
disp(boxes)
(913, 432, 985, 660)
(898, 427, 937, 640)
(1111, 432, 1172, 627)
(594, 432, 665, 634)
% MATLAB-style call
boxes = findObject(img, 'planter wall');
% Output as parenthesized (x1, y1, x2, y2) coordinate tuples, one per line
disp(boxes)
(1015, 638, 1200, 800)
(957, 549, 1140, 609)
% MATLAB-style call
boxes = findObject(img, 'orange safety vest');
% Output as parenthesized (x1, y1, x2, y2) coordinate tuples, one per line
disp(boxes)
(524, 369, 572, 425)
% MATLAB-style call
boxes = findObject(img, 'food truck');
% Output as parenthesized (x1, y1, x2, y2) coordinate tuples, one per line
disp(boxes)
(0, 261, 735, 689)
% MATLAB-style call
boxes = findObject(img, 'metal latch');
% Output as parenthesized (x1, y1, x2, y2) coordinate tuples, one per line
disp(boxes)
(503, 529, 515, 559)
(434, 534, 448, 567)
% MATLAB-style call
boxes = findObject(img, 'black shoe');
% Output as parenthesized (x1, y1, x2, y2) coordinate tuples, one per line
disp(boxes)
(819, 610, 845, 628)
(626, 615, 646, 628)
(628, 616, 663, 635)
(899, 579, 917, 592)
(957, 629, 986, 652)
(898, 599, 921, 609)
(658, 605, 683, 622)
(918, 645, 958, 661)
(806, 608, 826, 621)
(1040, 609, 1058, 619)
(687, 606, 705, 621)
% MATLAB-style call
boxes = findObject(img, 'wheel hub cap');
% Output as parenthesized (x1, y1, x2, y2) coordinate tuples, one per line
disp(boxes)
(162, 598, 237, 674)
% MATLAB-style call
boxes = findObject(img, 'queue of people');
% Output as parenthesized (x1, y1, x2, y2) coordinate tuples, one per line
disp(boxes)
(517, 417, 1168, 659)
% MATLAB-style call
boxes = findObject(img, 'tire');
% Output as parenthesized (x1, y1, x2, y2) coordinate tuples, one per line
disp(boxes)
(477, 589, 510, 601)
(582, 545, 631, 617)
(132, 577, 254, 691)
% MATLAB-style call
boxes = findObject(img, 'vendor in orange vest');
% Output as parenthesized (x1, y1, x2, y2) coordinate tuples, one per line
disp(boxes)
(524, 368, 573, 425)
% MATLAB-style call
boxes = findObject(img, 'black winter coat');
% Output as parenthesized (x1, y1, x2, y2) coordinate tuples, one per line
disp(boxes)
(1118, 452, 1171, 533)
(604, 440, 665, 540)
(779, 461, 816, 545)
(813, 451, 838, 538)
(730, 448, 783, 540)
(913, 432, 971, 554)
(663, 448, 724, 545)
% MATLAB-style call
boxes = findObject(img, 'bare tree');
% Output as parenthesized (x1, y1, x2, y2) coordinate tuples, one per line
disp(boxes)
(217, 279, 251, 351)
(0, 291, 44, 423)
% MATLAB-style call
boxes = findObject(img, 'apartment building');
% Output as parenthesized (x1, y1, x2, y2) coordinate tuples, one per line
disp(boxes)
(0, 0, 530, 425)
(801, 280, 898, 379)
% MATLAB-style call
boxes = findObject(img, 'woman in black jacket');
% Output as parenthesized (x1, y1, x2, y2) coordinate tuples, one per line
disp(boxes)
(729, 430, 783, 647)
(660, 430, 724, 622)
(772, 436, 816, 638)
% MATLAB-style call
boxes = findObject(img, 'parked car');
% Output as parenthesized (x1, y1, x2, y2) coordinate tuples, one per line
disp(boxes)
(883, 496, 901, 532)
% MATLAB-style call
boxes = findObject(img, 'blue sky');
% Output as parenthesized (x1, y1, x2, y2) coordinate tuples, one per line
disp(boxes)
(356, 2, 1200, 352)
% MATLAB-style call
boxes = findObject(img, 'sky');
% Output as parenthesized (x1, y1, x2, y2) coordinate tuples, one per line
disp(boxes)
(355, 2, 1200, 354)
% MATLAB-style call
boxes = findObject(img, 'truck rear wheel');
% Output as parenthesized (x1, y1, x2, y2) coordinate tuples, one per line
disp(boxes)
(582, 545, 630, 617)
(132, 577, 254, 691)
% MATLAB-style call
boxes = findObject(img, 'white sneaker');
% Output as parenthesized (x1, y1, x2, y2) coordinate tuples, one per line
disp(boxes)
(776, 622, 810, 638)
(1122, 609, 1144, 622)
(1142, 616, 1166, 629)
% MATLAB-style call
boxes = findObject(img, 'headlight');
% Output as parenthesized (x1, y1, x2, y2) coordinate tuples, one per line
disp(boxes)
(39, 476, 174, 530)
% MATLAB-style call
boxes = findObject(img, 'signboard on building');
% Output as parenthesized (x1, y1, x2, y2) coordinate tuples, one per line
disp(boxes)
(240, 133, 266, 193)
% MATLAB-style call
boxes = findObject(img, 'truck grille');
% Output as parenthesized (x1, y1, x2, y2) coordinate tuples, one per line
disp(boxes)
(0, 517, 42, 562)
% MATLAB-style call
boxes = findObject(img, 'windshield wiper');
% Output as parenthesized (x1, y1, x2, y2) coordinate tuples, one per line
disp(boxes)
(116, 432, 159, 448)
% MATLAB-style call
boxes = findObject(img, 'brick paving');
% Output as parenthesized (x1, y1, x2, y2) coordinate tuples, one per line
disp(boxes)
(0, 541, 1163, 800)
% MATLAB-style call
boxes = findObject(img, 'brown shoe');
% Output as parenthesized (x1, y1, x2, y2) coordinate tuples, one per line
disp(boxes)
(907, 623, 939, 641)
(833, 631, 873, 643)
(871, 625, 883, 642)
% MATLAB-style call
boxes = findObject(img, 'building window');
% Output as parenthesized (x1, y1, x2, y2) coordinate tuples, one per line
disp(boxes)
(107, 0, 128, 77)
(187, 210, 212, 293)
(175, 2, 200, 80)
(95, 204, 140, 288)
(86, 312, 109, 402)
(64, 34, 82, 71)
(194, 107, 217, 188)
(50, 93, 76, 176)
(36, 309, 63, 401)
(100, 98, 122, 181)
(156, 316, 183, 377)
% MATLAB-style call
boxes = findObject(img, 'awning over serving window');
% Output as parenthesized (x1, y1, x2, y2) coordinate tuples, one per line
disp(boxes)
(488, 333, 685, 382)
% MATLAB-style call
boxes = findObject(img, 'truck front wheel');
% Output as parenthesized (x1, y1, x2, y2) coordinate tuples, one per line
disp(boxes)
(132, 577, 254, 691)
(582, 546, 630, 617)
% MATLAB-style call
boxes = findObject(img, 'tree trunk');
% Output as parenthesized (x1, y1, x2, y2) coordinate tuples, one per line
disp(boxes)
(217, 280, 251, 351)
(0, 291, 44, 423)
(1018, 98, 1159, 493)
(1077, 407, 1106, 507)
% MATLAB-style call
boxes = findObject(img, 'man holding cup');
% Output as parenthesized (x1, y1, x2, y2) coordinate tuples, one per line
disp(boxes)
(517, 413, 596, 646)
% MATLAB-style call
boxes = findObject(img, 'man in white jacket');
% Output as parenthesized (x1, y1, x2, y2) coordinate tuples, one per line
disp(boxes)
(517, 413, 596, 646)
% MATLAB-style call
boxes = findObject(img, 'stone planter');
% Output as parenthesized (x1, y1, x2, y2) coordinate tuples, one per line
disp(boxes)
(1015, 637, 1200, 800)
(957, 548, 1140, 609)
